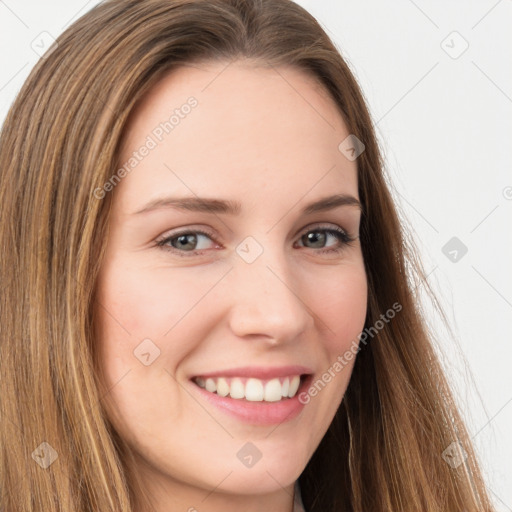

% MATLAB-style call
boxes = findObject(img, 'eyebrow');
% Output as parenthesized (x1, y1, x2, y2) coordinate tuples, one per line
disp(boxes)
(133, 193, 362, 216)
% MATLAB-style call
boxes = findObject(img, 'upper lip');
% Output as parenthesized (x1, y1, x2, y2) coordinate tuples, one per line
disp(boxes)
(192, 365, 313, 380)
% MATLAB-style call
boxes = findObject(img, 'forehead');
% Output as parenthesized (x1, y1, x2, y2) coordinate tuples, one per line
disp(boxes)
(114, 60, 358, 215)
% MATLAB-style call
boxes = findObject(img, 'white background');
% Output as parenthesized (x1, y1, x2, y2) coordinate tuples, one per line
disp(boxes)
(1, 0, 510, 509)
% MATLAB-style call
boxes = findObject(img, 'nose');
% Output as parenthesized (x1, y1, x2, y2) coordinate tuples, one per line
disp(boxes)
(226, 245, 313, 345)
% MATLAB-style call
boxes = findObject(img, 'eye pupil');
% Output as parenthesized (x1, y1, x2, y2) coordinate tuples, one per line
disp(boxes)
(303, 231, 326, 248)
(174, 234, 197, 250)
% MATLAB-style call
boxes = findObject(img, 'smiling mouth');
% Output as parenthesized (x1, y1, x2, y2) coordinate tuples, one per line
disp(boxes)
(192, 375, 308, 402)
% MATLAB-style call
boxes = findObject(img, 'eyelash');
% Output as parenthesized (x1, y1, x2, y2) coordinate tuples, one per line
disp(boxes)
(155, 224, 357, 258)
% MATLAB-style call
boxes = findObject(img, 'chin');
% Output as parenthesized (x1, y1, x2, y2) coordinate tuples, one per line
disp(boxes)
(216, 466, 300, 495)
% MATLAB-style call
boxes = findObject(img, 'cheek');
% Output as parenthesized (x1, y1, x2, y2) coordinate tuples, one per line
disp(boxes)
(93, 259, 230, 388)
(93, 263, 195, 439)
(95, 260, 205, 343)
(96, 266, 175, 336)
(295, 263, 367, 451)
(93, 262, 174, 394)
(308, 262, 368, 353)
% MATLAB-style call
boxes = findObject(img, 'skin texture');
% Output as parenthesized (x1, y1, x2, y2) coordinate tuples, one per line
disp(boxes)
(93, 60, 368, 512)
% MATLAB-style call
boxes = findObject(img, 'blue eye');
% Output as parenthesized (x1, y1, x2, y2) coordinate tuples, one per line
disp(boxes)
(155, 225, 357, 257)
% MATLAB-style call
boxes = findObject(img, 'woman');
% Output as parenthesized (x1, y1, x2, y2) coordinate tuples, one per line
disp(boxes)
(0, 0, 495, 510)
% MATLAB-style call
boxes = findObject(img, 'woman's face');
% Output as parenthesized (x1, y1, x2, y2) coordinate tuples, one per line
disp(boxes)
(94, 60, 367, 509)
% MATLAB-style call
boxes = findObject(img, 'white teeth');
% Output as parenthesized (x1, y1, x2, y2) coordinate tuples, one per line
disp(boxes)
(216, 377, 230, 397)
(194, 375, 304, 402)
(229, 378, 245, 399)
(288, 376, 300, 398)
(205, 378, 217, 393)
(264, 378, 282, 402)
(281, 377, 289, 397)
(245, 378, 264, 401)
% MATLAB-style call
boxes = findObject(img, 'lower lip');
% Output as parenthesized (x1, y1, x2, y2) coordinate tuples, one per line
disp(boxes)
(190, 376, 312, 426)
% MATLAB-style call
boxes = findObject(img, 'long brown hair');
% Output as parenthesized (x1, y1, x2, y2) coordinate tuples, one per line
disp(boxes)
(0, 0, 494, 510)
